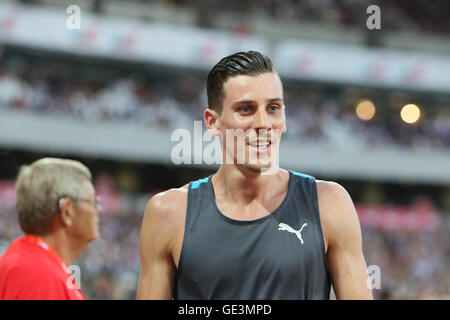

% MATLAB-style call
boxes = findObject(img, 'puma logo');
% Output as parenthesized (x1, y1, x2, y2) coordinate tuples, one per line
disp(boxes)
(278, 222, 308, 245)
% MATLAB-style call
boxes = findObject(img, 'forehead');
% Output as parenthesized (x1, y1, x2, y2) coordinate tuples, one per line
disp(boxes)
(222, 72, 283, 105)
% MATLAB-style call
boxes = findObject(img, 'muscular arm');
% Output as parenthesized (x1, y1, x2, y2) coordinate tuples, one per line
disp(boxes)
(317, 181, 373, 300)
(136, 188, 187, 300)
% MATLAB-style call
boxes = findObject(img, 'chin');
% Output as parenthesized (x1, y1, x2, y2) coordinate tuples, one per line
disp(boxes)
(244, 161, 273, 173)
(87, 231, 100, 243)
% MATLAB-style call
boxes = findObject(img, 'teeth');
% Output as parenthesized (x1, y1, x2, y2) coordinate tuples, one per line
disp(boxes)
(249, 142, 270, 147)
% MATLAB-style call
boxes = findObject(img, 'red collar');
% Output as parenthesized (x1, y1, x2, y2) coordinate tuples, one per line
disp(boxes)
(24, 235, 68, 272)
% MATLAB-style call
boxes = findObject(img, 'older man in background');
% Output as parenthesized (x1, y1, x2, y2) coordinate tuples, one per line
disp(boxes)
(0, 158, 101, 300)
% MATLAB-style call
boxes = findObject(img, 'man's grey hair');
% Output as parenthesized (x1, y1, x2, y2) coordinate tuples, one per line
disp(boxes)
(15, 157, 92, 235)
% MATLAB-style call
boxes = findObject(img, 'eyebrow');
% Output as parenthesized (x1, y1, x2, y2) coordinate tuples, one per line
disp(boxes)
(232, 98, 283, 106)
(268, 98, 283, 102)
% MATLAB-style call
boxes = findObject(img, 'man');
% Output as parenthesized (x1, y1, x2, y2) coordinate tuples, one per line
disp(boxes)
(137, 51, 373, 300)
(0, 158, 101, 300)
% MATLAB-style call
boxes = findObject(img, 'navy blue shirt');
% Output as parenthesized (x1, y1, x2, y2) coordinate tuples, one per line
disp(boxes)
(173, 170, 331, 300)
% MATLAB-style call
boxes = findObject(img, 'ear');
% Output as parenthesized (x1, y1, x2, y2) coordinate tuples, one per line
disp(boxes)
(58, 197, 75, 227)
(204, 108, 221, 136)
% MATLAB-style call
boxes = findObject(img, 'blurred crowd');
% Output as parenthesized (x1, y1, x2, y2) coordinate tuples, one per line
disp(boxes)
(0, 64, 200, 130)
(0, 178, 448, 300)
(17, 0, 450, 35)
(363, 225, 450, 299)
(189, 0, 450, 34)
(1, 58, 449, 151)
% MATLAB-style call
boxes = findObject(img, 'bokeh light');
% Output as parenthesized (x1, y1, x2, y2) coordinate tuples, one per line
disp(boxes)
(356, 99, 376, 121)
(401, 104, 421, 124)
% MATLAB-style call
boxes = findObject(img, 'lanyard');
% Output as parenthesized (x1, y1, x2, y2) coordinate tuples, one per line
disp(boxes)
(24, 235, 68, 272)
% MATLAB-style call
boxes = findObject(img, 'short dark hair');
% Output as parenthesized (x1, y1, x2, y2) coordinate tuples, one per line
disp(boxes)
(207, 51, 276, 114)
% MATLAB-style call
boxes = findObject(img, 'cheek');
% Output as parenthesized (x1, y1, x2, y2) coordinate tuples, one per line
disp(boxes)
(90, 212, 99, 227)
(221, 113, 251, 128)
(82, 212, 97, 230)
(88, 213, 99, 238)
(274, 112, 286, 125)
(273, 115, 286, 133)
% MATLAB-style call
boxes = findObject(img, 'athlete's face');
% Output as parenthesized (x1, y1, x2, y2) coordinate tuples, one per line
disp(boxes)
(207, 72, 286, 173)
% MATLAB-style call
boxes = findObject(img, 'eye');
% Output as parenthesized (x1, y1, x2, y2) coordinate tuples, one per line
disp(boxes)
(268, 104, 280, 112)
(239, 106, 253, 114)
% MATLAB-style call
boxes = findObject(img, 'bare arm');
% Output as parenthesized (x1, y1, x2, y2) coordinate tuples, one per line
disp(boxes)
(317, 181, 373, 300)
(136, 189, 186, 299)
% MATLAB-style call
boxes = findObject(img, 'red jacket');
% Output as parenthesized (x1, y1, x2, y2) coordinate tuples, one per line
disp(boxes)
(0, 236, 86, 300)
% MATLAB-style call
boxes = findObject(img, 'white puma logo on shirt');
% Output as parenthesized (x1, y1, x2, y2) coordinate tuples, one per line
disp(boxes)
(278, 222, 308, 245)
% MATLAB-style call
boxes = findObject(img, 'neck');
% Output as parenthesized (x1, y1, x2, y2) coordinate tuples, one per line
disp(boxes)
(213, 164, 287, 206)
(39, 230, 86, 266)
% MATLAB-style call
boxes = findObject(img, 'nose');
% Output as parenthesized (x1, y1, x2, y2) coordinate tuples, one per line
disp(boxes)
(253, 108, 271, 130)
(94, 200, 102, 214)
(94, 196, 103, 213)
(96, 203, 103, 214)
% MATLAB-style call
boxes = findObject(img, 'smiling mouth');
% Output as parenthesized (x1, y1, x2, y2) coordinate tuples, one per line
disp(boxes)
(246, 140, 273, 154)
(247, 141, 271, 148)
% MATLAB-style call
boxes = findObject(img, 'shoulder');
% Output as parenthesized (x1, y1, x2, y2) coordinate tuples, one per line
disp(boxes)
(144, 184, 189, 221)
(0, 239, 71, 299)
(315, 180, 361, 248)
(140, 184, 189, 249)
(0, 239, 50, 274)
(316, 180, 352, 206)
(316, 180, 357, 220)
